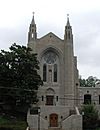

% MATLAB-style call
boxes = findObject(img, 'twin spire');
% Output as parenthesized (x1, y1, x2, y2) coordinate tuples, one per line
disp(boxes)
(28, 12, 37, 42)
(31, 12, 35, 24)
(31, 12, 71, 27)
(64, 14, 72, 40)
(28, 12, 72, 42)
(66, 14, 70, 26)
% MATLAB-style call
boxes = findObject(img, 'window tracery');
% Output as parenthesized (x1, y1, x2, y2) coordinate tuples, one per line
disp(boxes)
(44, 51, 57, 64)
(42, 51, 59, 83)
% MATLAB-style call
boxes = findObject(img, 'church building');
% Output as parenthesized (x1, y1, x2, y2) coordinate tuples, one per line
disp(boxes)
(27, 13, 82, 130)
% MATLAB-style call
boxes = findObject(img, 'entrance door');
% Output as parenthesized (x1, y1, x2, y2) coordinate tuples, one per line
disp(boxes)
(50, 113, 58, 127)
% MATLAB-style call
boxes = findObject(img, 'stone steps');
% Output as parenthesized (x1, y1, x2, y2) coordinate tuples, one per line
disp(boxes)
(48, 128, 62, 130)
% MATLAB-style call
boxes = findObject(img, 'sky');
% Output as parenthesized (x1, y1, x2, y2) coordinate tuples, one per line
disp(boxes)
(0, 0, 100, 79)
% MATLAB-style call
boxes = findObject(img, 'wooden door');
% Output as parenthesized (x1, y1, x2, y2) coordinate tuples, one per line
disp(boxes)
(50, 113, 58, 127)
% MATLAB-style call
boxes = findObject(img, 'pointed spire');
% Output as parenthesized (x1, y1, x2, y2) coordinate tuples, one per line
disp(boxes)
(66, 14, 70, 26)
(28, 12, 37, 42)
(31, 12, 35, 24)
(64, 14, 73, 41)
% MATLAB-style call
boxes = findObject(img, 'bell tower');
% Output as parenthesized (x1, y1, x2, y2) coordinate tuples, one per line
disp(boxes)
(64, 14, 75, 106)
(28, 12, 37, 42)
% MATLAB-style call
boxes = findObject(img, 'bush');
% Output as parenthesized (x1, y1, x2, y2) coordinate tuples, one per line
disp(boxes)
(81, 104, 99, 129)
(0, 116, 27, 130)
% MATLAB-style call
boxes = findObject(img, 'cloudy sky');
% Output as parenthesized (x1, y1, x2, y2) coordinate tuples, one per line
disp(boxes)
(0, 0, 100, 79)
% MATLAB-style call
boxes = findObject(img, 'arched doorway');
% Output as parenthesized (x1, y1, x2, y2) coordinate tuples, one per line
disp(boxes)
(84, 94, 91, 104)
(50, 113, 58, 127)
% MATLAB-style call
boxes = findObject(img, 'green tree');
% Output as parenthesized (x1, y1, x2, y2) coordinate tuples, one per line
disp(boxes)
(0, 43, 43, 112)
(82, 104, 99, 129)
(79, 77, 86, 87)
(79, 76, 100, 87)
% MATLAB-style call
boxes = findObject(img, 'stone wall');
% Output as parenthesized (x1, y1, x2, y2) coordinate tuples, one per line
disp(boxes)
(62, 115, 82, 130)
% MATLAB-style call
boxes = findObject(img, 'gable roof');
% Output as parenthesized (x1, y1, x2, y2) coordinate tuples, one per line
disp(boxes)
(38, 32, 63, 41)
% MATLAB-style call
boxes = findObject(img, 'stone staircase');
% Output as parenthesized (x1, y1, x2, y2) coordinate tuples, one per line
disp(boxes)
(48, 128, 62, 130)
(28, 128, 62, 130)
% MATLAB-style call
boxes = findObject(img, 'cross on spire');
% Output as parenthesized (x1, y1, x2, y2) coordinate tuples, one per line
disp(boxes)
(31, 11, 35, 24)
(33, 12, 35, 16)
(67, 14, 69, 18)
(66, 13, 70, 26)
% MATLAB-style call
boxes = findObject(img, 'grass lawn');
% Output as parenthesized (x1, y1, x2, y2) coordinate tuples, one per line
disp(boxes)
(0, 114, 27, 130)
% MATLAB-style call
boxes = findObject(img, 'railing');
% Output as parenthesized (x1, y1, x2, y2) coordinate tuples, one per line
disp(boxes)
(75, 107, 80, 115)
(58, 107, 80, 127)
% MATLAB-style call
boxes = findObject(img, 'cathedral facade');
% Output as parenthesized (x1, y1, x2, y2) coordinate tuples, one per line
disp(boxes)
(27, 14, 82, 130)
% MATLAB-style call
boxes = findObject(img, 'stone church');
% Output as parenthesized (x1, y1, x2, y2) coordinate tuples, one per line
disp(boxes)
(27, 13, 97, 130)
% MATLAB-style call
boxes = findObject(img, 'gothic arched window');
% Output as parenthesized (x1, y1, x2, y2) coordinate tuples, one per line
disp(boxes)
(42, 51, 59, 83)
(44, 51, 57, 64)
(54, 64, 57, 82)
(43, 64, 47, 82)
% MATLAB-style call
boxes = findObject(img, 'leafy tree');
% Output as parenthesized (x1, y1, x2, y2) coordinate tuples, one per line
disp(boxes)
(79, 77, 86, 87)
(82, 104, 99, 129)
(79, 76, 100, 87)
(0, 43, 43, 112)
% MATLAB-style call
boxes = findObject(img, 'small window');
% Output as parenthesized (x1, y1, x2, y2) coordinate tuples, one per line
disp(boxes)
(76, 83, 78, 86)
(61, 116, 63, 119)
(46, 96, 54, 105)
(54, 64, 57, 82)
(43, 64, 47, 82)
(32, 33, 34, 38)
(87, 91, 89, 93)
(68, 31, 70, 39)
(56, 96, 58, 101)
(42, 96, 44, 101)
(45, 116, 47, 119)
(99, 95, 100, 104)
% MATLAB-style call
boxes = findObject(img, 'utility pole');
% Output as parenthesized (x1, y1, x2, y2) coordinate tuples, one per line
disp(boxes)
(38, 108, 40, 130)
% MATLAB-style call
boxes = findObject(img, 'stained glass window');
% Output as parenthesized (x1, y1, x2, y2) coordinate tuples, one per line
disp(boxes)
(44, 52, 56, 64)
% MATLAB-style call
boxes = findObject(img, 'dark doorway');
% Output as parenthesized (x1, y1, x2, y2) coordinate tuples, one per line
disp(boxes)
(50, 113, 58, 127)
(84, 94, 91, 104)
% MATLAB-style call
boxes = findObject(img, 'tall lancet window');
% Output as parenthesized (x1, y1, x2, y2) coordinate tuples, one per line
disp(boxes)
(42, 50, 59, 83)
(54, 64, 57, 82)
(43, 64, 47, 82)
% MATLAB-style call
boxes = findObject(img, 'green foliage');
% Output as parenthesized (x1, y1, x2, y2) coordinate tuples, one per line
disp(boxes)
(79, 78, 86, 87)
(79, 76, 100, 87)
(82, 104, 99, 129)
(0, 43, 43, 111)
(0, 116, 27, 130)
